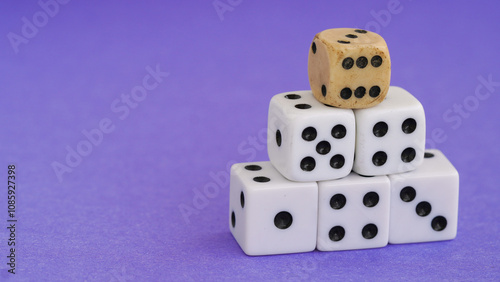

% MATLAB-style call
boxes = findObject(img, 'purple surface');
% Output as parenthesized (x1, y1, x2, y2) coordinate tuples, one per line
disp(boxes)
(0, 1, 499, 280)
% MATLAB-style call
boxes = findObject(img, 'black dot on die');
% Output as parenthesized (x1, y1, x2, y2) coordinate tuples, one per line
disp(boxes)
(240, 191, 245, 208)
(372, 151, 387, 166)
(231, 211, 236, 228)
(371, 55, 383, 67)
(400, 186, 416, 202)
(432, 216, 448, 231)
(329, 226, 345, 242)
(356, 57, 368, 68)
(253, 176, 270, 183)
(416, 201, 432, 217)
(345, 34, 358, 39)
(373, 122, 388, 137)
(300, 157, 316, 171)
(363, 192, 379, 207)
(362, 224, 378, 239)
(311, 42, 317, 54)
(330, 194, 346, 210)
(424, 152, 435, 158)
(402, 118, 417, 134)
(285, 94, 301, 100)
(340, 88, 352, 99)
(354, 29, 368, 34)
(321, 85, 327, 97)
(338, 40, 350, 44)
(369, 86, 381, 97)
(316, 141, 331, 155)
(295, 104, 312, 109)
(302, 127, 317, 141)
(332, 124, 347, 139)
(355, 87, 366, 98)
(244, 164, 262, 171)
(276, 130, 282, 147)
(274, 211, 293, 229)
(342, 57, 354, 70)
(401, 148, 416, 163)
(330, 154, 345, 169)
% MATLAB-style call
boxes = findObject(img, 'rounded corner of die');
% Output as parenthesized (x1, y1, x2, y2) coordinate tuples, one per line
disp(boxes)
(229, 163, 241, 174)
(240, 248, 258, 257)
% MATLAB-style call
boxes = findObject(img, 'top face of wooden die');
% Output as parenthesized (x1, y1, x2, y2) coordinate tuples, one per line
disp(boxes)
(308, 28, 391, 109)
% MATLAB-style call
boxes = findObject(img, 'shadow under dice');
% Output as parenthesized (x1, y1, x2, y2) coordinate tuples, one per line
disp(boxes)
(267, 90, 355, 182)
(308, 28, 391, 109)
(353, 86, 426, 176)
(229, 162, 318, 256)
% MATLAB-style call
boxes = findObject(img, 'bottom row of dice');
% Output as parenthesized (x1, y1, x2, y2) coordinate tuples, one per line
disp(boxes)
(229, 149, 459, 256)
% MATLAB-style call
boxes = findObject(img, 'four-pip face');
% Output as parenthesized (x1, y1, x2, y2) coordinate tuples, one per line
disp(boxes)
(308, 28, 391, 109)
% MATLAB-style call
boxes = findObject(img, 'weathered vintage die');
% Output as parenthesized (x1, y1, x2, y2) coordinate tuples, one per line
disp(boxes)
(308, 28, 391, 109)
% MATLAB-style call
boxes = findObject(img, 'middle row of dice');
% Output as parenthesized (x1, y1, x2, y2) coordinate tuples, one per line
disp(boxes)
(268, 86, 426, 182)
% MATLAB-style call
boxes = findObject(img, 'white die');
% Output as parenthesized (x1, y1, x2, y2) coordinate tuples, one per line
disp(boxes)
(353, 86, 426, 176)
(267, 90, 355, 182)
(229, 161, 318, 256)
(317, 172, 390, 251)
(388, 149, 459, 244)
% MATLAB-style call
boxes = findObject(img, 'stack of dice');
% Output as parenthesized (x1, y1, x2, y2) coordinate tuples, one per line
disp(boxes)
(229, 28, 459, 256)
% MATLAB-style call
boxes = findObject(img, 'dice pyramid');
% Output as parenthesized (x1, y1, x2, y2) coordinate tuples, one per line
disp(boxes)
(228, 28, 459, 256)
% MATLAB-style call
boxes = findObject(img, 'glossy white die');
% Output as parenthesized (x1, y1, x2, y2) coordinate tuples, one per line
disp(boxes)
(267, 90, 355, 182)
(229, 161, 318, 256)
(388, 149, 459, 244)
(353, 86, 426, 176)
(317, 172, 390, 251)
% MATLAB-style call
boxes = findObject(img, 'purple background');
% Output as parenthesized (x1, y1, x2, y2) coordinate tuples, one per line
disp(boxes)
(1, 0, 499, 280)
